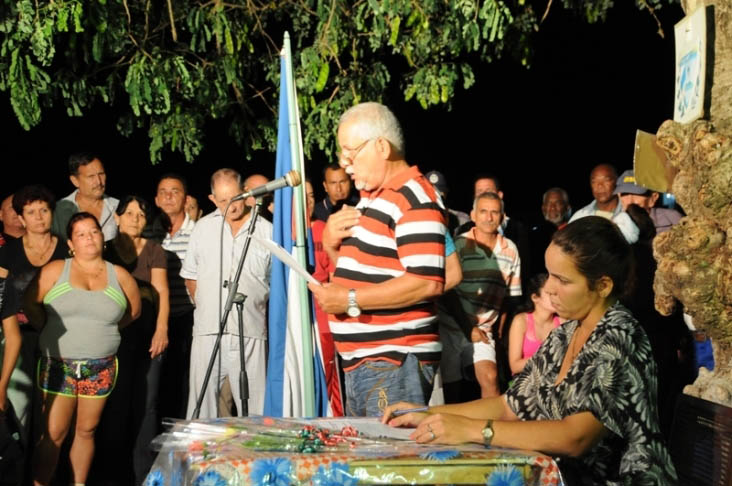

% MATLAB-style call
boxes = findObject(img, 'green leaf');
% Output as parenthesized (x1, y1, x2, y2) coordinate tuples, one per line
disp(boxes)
(389, 15, 401, 46)
(314, 61, 329, 93)
(72, 3, 84, 33)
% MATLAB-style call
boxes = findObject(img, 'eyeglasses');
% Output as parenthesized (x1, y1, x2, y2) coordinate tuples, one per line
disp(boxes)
(338, 138, 374, 167)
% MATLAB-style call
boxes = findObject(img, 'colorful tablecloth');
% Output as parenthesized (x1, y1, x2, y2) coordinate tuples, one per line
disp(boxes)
(145, 417, 564, 486)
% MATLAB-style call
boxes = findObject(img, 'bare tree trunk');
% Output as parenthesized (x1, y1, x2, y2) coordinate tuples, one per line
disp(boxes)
(654, 0, 732, 406)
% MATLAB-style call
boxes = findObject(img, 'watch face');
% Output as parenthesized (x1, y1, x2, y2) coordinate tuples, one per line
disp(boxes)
(482, 426, 494, 442)
(347, 306, 361, 318)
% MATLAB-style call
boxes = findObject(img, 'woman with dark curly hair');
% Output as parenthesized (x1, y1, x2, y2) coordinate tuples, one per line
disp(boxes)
(0, 185, 69, 458)
(384, 217, 678, 485)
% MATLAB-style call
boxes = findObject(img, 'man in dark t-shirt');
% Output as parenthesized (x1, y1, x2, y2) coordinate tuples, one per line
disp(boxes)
(313, 165, 359, 223)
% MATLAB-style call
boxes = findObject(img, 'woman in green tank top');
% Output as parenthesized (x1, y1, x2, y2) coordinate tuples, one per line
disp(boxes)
(24, 213, 140, 486)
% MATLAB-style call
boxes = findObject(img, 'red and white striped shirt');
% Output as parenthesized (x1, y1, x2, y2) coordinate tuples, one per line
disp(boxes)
(331, 166, 446, 371)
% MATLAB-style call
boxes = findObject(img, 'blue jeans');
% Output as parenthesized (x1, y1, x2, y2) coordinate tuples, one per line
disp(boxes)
(344, 354, 436, 417)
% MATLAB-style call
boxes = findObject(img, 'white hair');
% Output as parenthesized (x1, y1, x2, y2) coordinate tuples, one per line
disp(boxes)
(542, 187, 569, 205)
(339, 102, 405, 156)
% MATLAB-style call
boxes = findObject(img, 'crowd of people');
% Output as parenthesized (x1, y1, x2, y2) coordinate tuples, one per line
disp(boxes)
(0, 101, 699, 485)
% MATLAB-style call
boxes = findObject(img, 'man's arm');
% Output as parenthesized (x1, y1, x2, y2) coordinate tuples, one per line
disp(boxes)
(444, 245, 462, 292)
(116, 266, 142, 329)
(309, 274, 443, 314)
(185, 279, 197, 301)
(0, 315, 21, 411)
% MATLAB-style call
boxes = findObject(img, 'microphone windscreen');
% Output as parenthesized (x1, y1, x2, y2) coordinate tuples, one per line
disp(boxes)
(287, 170, 302, 188)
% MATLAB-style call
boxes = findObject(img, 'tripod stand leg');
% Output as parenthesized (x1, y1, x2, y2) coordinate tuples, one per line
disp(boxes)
(237, 301, 249, 417)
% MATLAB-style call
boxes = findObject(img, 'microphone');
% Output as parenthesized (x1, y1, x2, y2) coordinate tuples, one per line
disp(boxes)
(231, 170, 302, 202)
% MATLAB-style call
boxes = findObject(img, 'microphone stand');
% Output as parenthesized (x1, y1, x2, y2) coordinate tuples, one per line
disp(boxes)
(192, 199, 263, 419)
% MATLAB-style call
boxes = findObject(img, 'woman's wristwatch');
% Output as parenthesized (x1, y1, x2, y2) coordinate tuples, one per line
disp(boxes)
(481, 419, 494, 446)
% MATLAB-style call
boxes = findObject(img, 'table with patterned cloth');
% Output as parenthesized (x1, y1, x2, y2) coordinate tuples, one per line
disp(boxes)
(144, 417, 564, 486)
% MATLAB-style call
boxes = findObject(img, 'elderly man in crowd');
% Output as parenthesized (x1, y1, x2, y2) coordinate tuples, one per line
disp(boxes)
(52, 152, 119, 240)
(569, 163, 638, 242)
(314, 165, 359, 223)
(529, 187, 571, 276)
(614, 169, 682, 234)
(541, 187, 571, 228)
(182, 168, 272, 418)
(0, 194, 25, 242)
(309, 102, 446, 417)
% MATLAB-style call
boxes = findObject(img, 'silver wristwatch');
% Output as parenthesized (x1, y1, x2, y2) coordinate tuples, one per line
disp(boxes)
(346, 289, 361, 318)
(481, 419, 494, 446)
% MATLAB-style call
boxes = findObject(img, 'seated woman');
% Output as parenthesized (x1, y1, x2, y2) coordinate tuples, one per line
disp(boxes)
(507, 273, 561, 375)
(384, 216, 678, 485)
(24, 212, 140, 486)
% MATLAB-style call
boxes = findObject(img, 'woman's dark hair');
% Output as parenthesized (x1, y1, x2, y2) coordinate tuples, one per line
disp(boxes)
(551, 216, 633, 298)
(12, 185, 56, 215)
(516, 273, 550, 314)
(625, 204, 656, 243)
(66, 211, 103, 239)
(116, 195, 151, 220)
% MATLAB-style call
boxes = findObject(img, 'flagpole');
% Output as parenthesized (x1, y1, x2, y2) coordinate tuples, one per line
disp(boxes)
(283, 32, 315, 416)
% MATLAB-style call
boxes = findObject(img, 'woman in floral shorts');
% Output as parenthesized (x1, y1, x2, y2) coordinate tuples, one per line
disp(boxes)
(37, 355, 117, 398)
(24, 213, 140, 486)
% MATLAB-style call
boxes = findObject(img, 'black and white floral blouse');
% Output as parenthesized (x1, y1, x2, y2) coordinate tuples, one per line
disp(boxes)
(505, 303, 678, 485)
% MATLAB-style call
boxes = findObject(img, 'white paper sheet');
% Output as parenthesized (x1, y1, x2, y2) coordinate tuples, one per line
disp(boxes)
(254, 237, 321, 286)
(292, 417, 415, 441)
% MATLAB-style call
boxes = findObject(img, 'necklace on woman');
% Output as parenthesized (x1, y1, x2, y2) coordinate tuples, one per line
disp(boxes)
(24, 235, 54, 258)
(73, 259, 105, 279)
(568, 325, 586, 362)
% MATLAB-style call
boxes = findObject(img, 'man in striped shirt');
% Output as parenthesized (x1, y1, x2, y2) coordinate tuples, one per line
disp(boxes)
(457, 192, 521, 398)
(309, 102, 446, 417)
(152, 174, 196, 419)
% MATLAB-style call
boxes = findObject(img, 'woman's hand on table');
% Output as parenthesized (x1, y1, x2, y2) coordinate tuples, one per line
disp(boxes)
(381, 402, 428, 426)
(412, 413, 486, 445)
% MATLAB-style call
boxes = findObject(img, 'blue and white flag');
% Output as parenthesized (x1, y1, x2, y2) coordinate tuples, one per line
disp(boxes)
(264, 41, 329, 417)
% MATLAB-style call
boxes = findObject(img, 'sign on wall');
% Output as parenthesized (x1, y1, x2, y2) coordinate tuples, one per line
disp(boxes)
(673, 7, 707, 123)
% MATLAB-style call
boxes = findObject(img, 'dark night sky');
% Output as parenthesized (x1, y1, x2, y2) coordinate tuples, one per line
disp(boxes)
(1, 2, 685, 222)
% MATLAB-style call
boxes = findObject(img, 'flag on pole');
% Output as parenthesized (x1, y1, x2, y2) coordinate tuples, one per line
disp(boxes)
(264, 33, 329, 417)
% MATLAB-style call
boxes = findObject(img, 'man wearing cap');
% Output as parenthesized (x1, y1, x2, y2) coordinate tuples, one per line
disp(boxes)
(309, 102, 446, 417)
(425, 170, 469, 236)
(313, 165, 359, 223)
(569, 164, 639, 242)
(615, 169, 682, 234)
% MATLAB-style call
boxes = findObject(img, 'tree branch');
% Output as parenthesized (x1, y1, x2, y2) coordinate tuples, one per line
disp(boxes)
(245, 82, 275, 114)
(541, 0, 553, 23)
(122, 0, 153, 60)
(167, 0, 178, 42)
(639, 0, 665, 38)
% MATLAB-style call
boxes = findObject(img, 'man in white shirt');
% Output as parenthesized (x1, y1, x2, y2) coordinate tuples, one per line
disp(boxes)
(181, 168, 272, 418)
